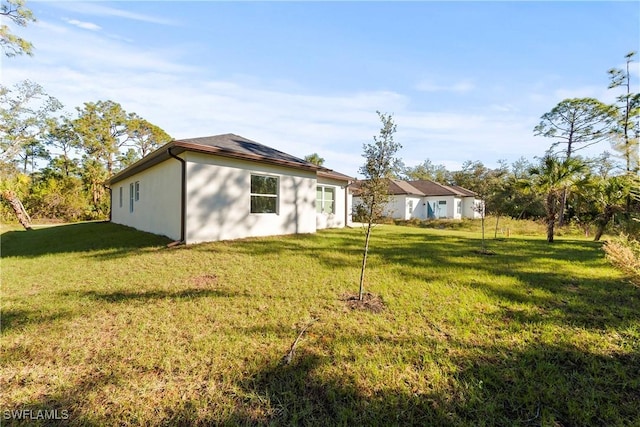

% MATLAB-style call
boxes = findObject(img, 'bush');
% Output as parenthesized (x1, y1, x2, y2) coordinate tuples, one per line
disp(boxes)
(603, 234, 640, 286)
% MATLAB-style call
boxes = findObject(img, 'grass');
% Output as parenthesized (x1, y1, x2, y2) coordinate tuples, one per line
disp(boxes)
(1, 221, 639, 426)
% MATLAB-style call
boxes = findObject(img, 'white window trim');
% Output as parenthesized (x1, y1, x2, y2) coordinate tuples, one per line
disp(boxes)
(316, 185, 336, 214)
(250, 174, 279, 214)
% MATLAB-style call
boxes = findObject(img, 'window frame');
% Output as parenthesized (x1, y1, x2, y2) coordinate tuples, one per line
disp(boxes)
(135, 181, 140, 201)
(250, 174, 279, 214)
(316, 185, 336, 214)
(129, 183, 134, 213)
(119, 186, 123, 208)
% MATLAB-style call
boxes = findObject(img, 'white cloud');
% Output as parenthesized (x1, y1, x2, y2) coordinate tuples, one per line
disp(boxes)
(64, 18, 101, 31)
(50, 2, 178, 26)
(415, 79, 475, 93)
(5, 12, 618, 177)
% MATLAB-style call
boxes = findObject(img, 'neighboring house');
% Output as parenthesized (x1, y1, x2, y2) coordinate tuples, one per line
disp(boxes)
(107, 134, 353, 244)
(352, 179, 482, 221)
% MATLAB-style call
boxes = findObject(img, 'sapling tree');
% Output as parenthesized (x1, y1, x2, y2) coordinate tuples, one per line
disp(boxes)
(357, 111, 401, 301)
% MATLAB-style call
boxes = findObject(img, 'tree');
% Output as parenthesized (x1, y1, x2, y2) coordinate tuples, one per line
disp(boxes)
(589, 175, 629, 241)
(0, 80, 62, 166)
(127, 114, 172, 158)
(304, 153, 325, 166)
(357, 111, 401, 301)
(534, 98, 614, 226)
(72, 101, 171, 173)
(608, 51, 640, 218)
(1, 0, 35, 57)
(528, 155, 587, 243)
(402, 159, 451, 183)
(70, 100, 171, 215)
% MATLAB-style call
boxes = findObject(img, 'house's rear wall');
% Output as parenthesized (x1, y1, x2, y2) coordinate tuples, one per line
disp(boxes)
(185, 153, 316, 244)
(110, 159, 182, 240)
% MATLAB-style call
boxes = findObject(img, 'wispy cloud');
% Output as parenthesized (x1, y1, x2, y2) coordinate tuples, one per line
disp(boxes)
(51, 2, 178, 26)
(64, 18, 101, 31)
(415, 79, 475, 93)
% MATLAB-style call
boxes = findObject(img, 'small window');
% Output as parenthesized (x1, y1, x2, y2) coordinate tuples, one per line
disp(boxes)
(408, 200, 414, 214)
(251, 175, 278, 214)
(316, 186, 335, 214)
(135, 181, 140, 201)
(129, 183, 134, 212)
(438, 200, 446, 205)
(457, 201, 462, 214)
(119, 186, 123, 208)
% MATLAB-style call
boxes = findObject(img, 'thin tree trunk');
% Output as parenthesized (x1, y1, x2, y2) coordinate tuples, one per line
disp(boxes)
(558, 187, 568, 227)
(481, 214, 486, 252)
(359, 221, 373, 301)
(494, 215, 500, 239)
(2, 190, 32, 230)
(546, 193, 556, 243)
(594, 209, 614, 241)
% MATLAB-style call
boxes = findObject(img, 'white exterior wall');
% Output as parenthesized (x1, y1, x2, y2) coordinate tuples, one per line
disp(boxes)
(110, 159, 182, 240)
(381, 195, 406, 219)
(406, 196, 423, 220)
(424, 196, 459, 219)
(463, 197, 483, 219)
(316, 176, 350, 229)
(184, 153, 316, 244)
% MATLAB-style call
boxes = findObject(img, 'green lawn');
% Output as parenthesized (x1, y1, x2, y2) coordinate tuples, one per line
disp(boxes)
(1, 222, 639, 426)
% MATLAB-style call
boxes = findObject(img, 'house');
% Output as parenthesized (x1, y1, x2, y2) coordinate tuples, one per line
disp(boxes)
(352, 179, 482, 221)
(106, 134, 353, 244)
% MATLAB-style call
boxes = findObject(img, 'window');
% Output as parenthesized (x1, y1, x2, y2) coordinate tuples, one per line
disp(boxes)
(135, 181, 140, 201)
(251, 175, 278, 213)
(316, 186, 335, 214)
(457, 200, 462, 214)
(119, 186, 123, 208)
(129, 183, 134, 212)
(408, 200, 414, 214)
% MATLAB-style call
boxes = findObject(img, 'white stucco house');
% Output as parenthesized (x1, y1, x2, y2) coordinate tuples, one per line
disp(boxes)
(352, 179, 483, 221)
(106, 134, 353, 244)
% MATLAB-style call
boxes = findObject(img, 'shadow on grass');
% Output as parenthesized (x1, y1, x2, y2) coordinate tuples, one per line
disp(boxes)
(212, 337, 640, 426)
(0, 308, 74, 333)
(0, 222, 171, 259)
(77, 288, 241, 303)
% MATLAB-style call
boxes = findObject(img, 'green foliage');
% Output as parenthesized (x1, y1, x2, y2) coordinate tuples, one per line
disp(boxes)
(527, 155, 588, 242)
(304, 153, 325, 166)
(534, 97, 614, 158)
(402, 158, 451, 183)
(0, 80, 62, 166)
(1, 224, 638, 425)
(357, 111, 402, 223)
(0, 0, 35, 57)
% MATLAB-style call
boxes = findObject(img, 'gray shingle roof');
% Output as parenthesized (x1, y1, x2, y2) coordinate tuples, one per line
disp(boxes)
(107, 133, 353, 185)
(177, 134, 314, 169)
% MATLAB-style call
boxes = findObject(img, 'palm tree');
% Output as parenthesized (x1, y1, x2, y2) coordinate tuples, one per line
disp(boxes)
(528, 155, 587, 242)
(590, 175, 629, 241)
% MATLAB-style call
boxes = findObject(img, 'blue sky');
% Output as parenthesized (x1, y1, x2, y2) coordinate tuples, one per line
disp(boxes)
(4, 1, 639, 176)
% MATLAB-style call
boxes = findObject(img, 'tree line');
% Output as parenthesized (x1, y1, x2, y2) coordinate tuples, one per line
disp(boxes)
(1, 1, 637, 243)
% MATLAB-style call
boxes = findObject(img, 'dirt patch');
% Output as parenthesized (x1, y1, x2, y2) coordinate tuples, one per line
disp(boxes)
(190, 274, 218, 288)
(342, 292, 386, 313)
